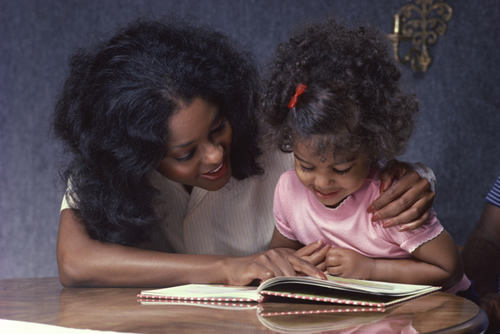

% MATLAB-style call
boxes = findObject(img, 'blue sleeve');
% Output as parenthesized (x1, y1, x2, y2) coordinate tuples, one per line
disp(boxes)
(486, 176, 500, 208)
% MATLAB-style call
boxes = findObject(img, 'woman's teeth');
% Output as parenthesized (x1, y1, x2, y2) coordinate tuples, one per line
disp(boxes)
(208, 163, 223, 174)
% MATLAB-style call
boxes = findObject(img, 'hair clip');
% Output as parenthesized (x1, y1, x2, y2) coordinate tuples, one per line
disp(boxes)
(288, 83, 307, 109)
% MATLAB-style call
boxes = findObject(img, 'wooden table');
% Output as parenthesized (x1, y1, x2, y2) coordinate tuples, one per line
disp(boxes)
(0, 277, 489, 333)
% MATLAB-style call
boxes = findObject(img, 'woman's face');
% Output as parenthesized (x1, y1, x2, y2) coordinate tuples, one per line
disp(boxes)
(157, 98, 233, 192)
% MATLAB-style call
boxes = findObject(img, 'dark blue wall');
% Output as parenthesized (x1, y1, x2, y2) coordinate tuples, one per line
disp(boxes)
(1, 0, 499, 278)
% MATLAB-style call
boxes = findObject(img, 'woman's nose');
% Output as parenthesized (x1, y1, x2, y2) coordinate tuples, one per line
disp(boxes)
(201, 141, 223, 164)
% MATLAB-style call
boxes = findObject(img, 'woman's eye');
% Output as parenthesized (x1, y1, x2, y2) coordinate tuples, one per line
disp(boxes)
(175, 151, 195, 162)
(211, 118, 226, 133)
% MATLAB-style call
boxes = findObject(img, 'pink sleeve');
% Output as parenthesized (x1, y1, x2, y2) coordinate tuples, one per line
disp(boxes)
(380, 209, 444, 253)
(273, 173, 299, 241)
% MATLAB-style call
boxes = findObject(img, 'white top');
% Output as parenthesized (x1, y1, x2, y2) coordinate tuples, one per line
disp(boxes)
(61, 151, 294, 256)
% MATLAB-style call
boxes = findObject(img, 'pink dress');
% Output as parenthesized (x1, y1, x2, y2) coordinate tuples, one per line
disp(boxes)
(273, 168, 470, 294)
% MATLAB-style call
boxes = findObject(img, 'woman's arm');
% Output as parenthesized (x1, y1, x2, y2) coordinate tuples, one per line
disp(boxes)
(325, 231, 463, 289)
(370, 160, 435, 231)
(462, 203, 500, 296)
(268, 227, 303, 250)
(462, 203, 500, 325)
(57, 209, 324, 287)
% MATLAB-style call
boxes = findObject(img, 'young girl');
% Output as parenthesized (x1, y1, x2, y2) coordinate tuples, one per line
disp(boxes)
(53, 17, 437, 287)
(262, 19, 472, 296)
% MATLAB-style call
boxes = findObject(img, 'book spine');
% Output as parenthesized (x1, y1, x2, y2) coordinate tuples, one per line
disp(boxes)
(136, 293, 261, 303)
(138, 298, 258, 308)
(259, 307, 385, 316)
(260, 291, 384, 308)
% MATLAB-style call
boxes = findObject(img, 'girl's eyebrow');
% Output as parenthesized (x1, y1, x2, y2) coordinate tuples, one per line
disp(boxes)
(294, 153, 355, 166)
(293, 153, 310, 164)
(333, 156, 356, 165)
(171, 109, 220, 150)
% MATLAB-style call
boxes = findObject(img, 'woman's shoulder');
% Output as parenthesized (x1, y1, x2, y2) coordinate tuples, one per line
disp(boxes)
(259, 150, 294, 174)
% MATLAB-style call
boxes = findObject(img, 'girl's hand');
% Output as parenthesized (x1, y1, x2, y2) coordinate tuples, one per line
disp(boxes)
(294, 240, 331, 272)
(325, 248, 374, 280)
(369, 160, 434, 231)
(223, 248, 326, 286)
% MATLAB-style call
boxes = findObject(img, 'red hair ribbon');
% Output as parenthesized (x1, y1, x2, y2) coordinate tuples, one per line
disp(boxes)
(288, 83, 307, 109)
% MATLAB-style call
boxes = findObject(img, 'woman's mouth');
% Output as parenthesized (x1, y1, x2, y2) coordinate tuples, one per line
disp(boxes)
(208, 163, 223, 174)
(201, 160, 228, 180)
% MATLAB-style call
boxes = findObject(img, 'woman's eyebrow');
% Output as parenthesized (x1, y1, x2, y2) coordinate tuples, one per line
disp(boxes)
(171, 141, 194, 150)
(171, 109, 220, 150)
(210, 109, 221, 126)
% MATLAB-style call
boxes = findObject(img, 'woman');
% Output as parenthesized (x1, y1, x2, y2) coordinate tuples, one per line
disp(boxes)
(54, 18, 435, 287)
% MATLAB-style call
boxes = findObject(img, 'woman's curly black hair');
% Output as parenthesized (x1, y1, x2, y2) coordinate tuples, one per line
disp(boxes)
(53, 17, 263, 246)
(261, 18, 418, 162)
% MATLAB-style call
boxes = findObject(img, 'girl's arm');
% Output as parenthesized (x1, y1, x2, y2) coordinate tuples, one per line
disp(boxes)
(325, 231, 463, 289)
(57, 209, 325, 287)
(372, 231, 463, 288)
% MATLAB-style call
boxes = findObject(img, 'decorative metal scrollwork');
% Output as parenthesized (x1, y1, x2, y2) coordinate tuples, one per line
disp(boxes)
(388, 0, 453, 72)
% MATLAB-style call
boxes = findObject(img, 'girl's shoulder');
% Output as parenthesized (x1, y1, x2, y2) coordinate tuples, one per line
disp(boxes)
(362, 165, 383, 196)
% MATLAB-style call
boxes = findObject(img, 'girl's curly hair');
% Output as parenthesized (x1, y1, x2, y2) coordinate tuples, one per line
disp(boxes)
(53, 18, 263, 246)
(261, 18, 418, 162)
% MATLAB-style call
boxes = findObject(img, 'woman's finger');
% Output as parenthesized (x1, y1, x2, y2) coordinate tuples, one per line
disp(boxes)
(289, 255, 327, 279)
(380, 196, 432, 229)
(372, 170, 422, 212)
(372, 179, 433, 223)
(262, 249, 325, 279)
(378, 159, 408, 193)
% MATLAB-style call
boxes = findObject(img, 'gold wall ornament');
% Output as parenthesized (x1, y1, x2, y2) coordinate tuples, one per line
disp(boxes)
(388, 0, 453, 72)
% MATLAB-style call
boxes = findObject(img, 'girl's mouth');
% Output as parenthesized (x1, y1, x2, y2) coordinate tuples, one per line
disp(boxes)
(314, 188, 340, 199)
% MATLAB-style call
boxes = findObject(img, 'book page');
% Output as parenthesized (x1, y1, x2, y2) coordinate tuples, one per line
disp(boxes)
(259, 275, 440, 296)
(139, 284, 262, 302)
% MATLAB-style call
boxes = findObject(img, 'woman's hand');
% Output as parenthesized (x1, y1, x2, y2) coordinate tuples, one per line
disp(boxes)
(369, 160, 435, 231)
(480, 293, 500, 326)
(223, 246, 327, 286)
(325, 247, 375, 280)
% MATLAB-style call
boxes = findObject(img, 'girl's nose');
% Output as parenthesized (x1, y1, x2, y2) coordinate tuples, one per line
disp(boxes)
(315, 174, 334, 189)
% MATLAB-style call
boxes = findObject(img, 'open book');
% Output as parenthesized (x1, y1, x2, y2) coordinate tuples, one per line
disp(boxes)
(137, 275, 440, 308)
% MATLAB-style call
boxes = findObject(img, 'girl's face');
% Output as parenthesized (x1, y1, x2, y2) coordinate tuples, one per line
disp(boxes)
(157, 98, 233, 192)
(293, 137, 371, 208)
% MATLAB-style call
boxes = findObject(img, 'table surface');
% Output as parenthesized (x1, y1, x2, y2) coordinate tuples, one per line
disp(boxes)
(0, 277, 488, 334)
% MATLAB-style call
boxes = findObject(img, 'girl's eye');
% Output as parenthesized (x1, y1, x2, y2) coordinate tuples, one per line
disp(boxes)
(300, 165, 313, 172)
(334, 166, 352, 175)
